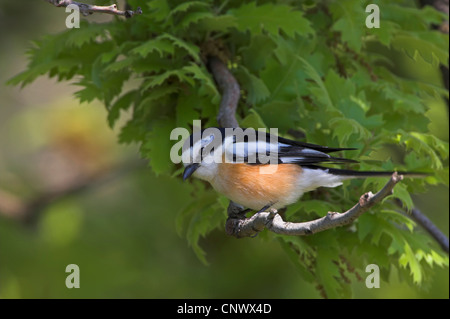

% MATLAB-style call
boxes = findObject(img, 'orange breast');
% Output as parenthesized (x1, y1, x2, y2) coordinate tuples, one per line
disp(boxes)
(213, 163, 303, 210)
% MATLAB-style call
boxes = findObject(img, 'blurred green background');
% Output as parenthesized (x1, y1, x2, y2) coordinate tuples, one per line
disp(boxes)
(0, 1, 448, 298)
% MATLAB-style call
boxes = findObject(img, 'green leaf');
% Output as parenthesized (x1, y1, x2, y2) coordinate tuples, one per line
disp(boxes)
(186, 203, 225, 266)
(240, 109, 266, 129)
(399, 242, 423, 284)
(230, 2, 313, 38)
(142, 69, 194, 90)
(297, 56, 335, 112)
(240, 34, 276, 72)
(146, 0, 171, 22)
(74, 81, 101, 104)
(329, 117, 371, 145)
(277, 236, 316, 282)
(182, 63, 220, 102)
(179, 12, 214, 29)
(380, 209, 416, 232)
(261, 56, 308, 102)
(329, 0, 365, 51)
(392, 32, 449, 67)
(236, 66, 270, 104)
(159, 33, 201, 63)
(104, 57, 136, 73)
(257, 101, 299, 131)
(7, 59, 79, 88)
(199, 15, 237, 32)
(107, 90, 138, 128)
(168, 1, 210, 17)
(141, 118, 176, 175)
(64, 22, 111, 48)
(315, 247, 342, 299)
(395, 131, 448, 170)
(366, 21, 400, 48)
(175, 91, 202, 128)
(130, 37, 174, 58)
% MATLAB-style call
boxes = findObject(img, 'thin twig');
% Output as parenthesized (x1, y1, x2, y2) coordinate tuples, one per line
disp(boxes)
(45, 0, 142, 18)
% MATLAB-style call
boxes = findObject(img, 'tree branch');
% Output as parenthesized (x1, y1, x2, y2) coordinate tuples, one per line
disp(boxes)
(226, 173, 403, 238)
(394, 198, 449, 253)
(207, 56, 240, 128)
(45, 0, 142, 18)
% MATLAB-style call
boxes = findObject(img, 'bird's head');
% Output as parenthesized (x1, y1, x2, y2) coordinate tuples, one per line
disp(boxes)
(181, 128, 227, 182)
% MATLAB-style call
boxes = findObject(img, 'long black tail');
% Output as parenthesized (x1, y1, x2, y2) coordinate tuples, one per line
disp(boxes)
(324, 167, 429, 178)
(304, 165, 429, 178)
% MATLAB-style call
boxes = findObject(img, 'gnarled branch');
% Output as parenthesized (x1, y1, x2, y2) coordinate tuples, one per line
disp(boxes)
(226, 173, 403, 238)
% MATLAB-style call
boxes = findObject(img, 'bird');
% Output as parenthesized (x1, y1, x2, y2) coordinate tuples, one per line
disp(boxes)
(181, 127, 426, 213)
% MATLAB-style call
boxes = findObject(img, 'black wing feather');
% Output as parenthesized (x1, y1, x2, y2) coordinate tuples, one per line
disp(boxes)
(235, 130, 358, 166)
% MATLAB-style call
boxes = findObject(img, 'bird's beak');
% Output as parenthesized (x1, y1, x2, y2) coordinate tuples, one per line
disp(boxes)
(183, 163, 200, 181)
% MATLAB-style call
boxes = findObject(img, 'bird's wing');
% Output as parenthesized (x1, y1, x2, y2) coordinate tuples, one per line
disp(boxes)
(222, 130, 358, 166)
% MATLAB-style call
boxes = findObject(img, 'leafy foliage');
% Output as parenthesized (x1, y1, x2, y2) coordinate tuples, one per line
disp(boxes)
(8, 0, 449, 298)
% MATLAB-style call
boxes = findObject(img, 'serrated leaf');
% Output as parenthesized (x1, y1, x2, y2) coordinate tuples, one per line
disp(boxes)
(329, 117, 371, 145)
(107, 90, 137, 128)
(168, 1, 210, 18)
(236, 66, 270, 104)
(392, 33, 449, 67)
(159, 33, 200, 62)
(182, 63, 220, 101)
(64, 22, 110, 48)
(179, 12, 214, 29)
(141, 119, 176, 175)
(230, 2, 313, 38)
(380, 210, 416, 232)
(399, 242, 423, 284)
(130, 37, 174, 58)
(240, 34, 277, 72)
(315, 248, 342, 299)
(329, 0, 365, 52)
(277, 236, 316, 282)
(396, 131, 448, 170)
(199, 15, 237, 32)
(297, 56, 335, 111)
(74, 81, 101, 103)
(118, 118, 146, 144)
(175, 91, 202, 128)
(142, 69, 194, 90)
(240, 109, 266, 129)
(257, 101, 299, 131)
(147, 0, 171, 22)
(7, 59, 79, 88)
(366, 21, 400, 48)
(185, 198, 226, 265)
(104, 57, 136, 73)
(391, 183, 414, 211)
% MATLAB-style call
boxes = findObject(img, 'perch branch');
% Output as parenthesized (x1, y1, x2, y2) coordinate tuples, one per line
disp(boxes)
(226, 173, 403, 238)
(45, 0, 142, 17)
